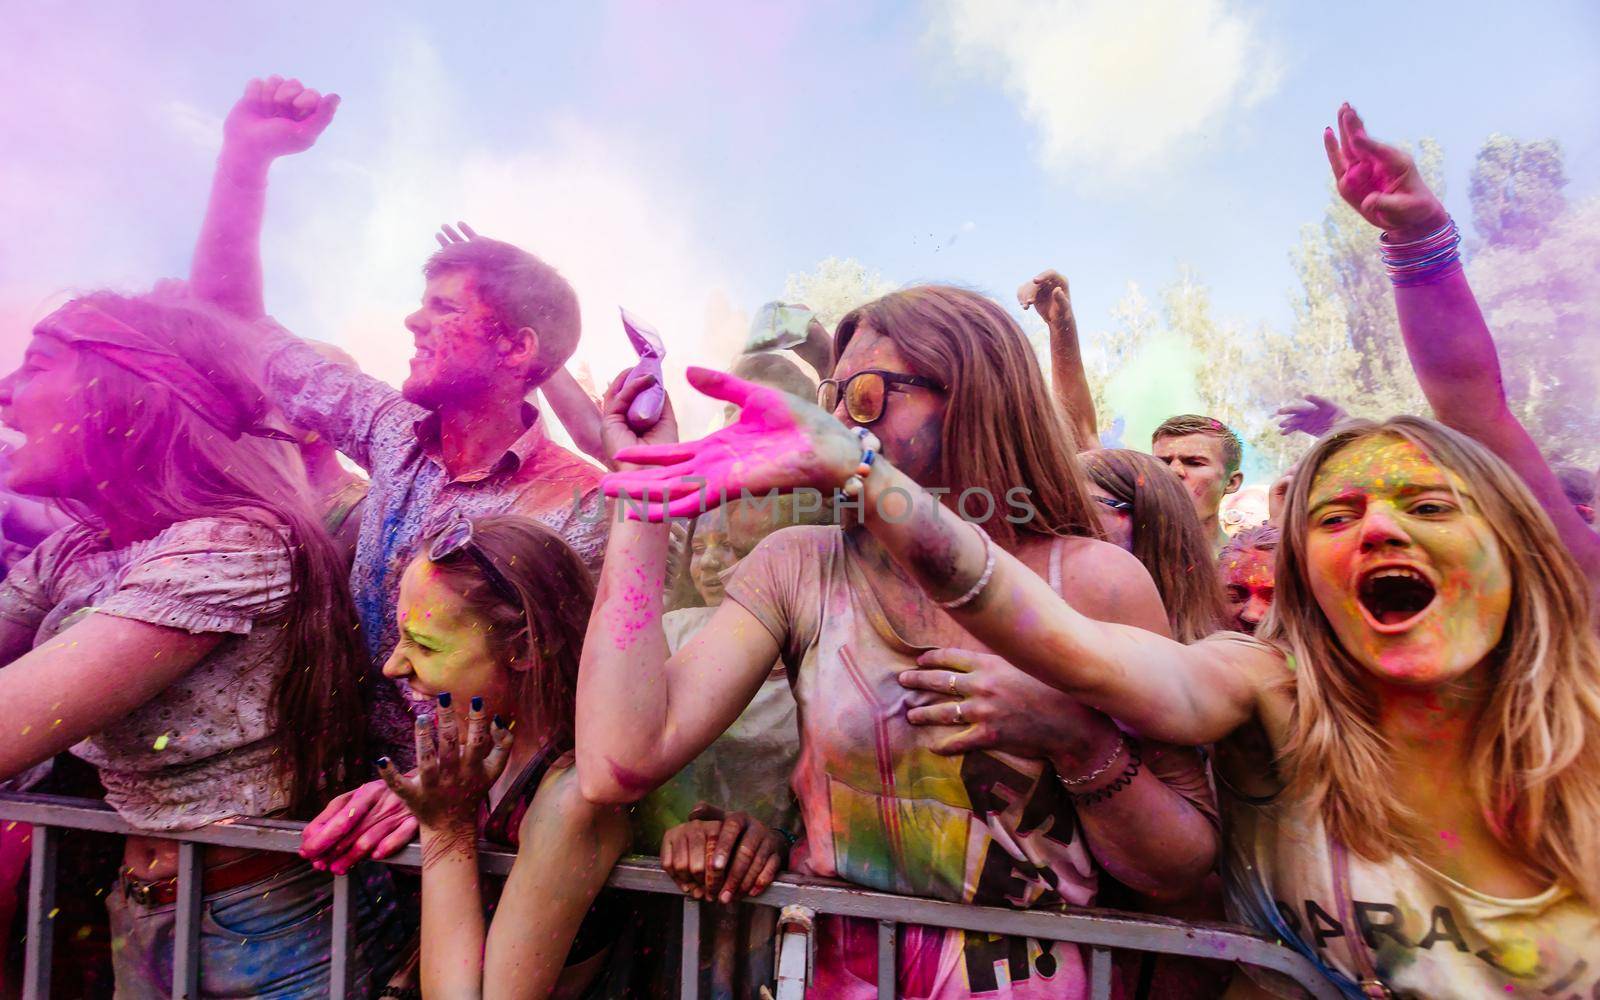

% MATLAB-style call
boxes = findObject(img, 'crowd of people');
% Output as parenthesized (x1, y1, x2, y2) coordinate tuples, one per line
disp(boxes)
(0, 75, 1594, 1000)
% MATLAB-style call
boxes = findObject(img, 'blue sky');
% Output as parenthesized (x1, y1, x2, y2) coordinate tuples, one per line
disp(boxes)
(3, 0, 1597, 442)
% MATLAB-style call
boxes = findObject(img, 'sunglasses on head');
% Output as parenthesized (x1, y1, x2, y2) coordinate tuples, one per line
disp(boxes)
(428, 510, 521, 607)
(817, 370, 944, 425)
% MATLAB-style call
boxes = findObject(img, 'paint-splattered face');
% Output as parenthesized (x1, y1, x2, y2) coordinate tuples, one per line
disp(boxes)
(383, 557, 517, 718)
(402, 270, 513, 410)
(1304, 435, 1511, 687)
(0, 333, 93, 500)
(1219, 546, 1274, 634)
(830, 327, 947, 485)
(1153, 432, 1237, 521)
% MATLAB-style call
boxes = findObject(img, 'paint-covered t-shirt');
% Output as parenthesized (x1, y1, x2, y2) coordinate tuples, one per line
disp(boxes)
(727, 525, 1114, 999)
(0, 518, 295, 830)
(1222, 732, 1600, 996)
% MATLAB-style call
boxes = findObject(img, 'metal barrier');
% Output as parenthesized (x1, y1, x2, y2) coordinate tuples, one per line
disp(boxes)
(0, 792, 1339, 1000)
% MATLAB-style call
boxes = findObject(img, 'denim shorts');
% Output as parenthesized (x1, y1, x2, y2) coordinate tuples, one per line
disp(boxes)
(107, 859, 407, 999)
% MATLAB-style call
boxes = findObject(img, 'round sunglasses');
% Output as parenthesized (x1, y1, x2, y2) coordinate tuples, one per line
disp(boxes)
(817, 370, 944, 425)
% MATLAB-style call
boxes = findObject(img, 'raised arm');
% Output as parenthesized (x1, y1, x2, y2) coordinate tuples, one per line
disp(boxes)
(1020, 270, 1097, 448)
(1324, 103, 1600, 587)
(605, 368, 1274, 746)
(573, 374, 787, 804)
(191, 77, 339, 319)
(538, 369, 606, 463)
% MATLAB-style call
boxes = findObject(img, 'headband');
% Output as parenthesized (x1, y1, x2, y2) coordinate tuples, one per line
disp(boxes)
(37, 301, 298, 444)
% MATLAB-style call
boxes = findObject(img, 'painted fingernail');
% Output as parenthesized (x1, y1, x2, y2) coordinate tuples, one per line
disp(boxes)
(418, 713, 433, 727)
(492, 714, 507, 729)
(470, 695, 483, 712)
(375, 756, 391, 769)
(437, 692, 452, 708)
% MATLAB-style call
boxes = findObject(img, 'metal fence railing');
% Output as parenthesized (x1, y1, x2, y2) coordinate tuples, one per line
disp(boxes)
(0, 792, 1339, 1000)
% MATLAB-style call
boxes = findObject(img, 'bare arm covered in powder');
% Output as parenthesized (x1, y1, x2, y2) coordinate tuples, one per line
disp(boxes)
(191, 77, 339, 321)
(603, 368, 1276, 746)
(539, 370, 606, 464)
(574, 373, 784, 804)
(1020, 270, 1097, 449)
(1323, 103, 1600, 590)
(0, 615, 222, 780)
(863, 462, 1273, 745)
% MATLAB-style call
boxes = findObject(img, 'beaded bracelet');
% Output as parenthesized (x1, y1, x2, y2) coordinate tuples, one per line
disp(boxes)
(937, 521, 997, 610)
(1066, 740, 1143, 807)
(840, 427, 882, 498)
(1379, 216, 1462, 287)
(772, 826, 799, 849)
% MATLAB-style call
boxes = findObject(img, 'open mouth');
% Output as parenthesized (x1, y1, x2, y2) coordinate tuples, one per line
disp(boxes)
(1357, 566, 1437, 630)
(397, 682, 437, 713)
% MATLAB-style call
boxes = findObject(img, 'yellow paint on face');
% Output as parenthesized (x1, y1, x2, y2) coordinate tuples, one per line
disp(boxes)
(382, 557, 514, 716)
(1304, 435, 1511, 688)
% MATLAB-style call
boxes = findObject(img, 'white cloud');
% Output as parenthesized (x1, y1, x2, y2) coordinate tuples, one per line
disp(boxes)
(926, 0, 1281, 178)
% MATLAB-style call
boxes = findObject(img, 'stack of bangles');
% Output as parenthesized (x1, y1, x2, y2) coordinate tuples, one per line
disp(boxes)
(1057, 736, 1142, 806)
(1379, 215, 1462, 287)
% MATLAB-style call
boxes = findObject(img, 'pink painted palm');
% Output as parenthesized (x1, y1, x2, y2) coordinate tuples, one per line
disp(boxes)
(603, 367, 860, 520)
(1324, 103, 1447, 238)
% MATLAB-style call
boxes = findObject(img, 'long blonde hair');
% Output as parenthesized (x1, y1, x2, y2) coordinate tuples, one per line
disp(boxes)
(1265, 415, 1600, 904)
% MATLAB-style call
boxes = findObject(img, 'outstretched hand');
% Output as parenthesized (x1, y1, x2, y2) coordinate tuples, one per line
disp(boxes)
(377, 698, 511, 833)
(1324, 103, 1446, 238)
(602, 367, 860, 520)
(1018, 270, 1073, 330)
(223, 76, 340, 161)
(1274, 394, 1347, 438)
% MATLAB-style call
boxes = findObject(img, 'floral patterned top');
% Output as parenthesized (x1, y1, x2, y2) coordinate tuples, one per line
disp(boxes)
(0, 517, 296, 830)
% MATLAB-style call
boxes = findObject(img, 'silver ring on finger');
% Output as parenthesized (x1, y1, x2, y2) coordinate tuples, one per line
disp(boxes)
(954, 700, 964, 724)
(947, 674, 959, 696)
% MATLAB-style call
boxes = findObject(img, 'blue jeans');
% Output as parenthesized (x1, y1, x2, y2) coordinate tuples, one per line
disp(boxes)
(108, 859, 406, 999)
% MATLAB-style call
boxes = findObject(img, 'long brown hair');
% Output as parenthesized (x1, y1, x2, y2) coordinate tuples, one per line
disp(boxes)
(62, 292, 365, 818)
(1081, 448, 1224, 642)
(835, 286, 1101, 549)
(424, 516, 595, 753)
(1267, 416, 1600, 904)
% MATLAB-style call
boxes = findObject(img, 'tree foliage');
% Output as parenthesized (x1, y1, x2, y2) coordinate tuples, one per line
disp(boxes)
(781, 256, 898, 332)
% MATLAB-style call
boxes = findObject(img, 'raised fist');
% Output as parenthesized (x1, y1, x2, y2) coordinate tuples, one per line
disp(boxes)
(223, 76, 340, 161)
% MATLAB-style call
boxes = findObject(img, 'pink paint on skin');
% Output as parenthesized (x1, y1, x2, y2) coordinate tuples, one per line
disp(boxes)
(1438, 829, 1462, 851)
(605, 756, 656, 796)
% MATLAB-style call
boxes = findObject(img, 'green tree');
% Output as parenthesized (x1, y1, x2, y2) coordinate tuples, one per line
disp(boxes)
(781, 257, 898, 331)
(1467, 195, 1600, 465)
(1469, 134, 1567, 249)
